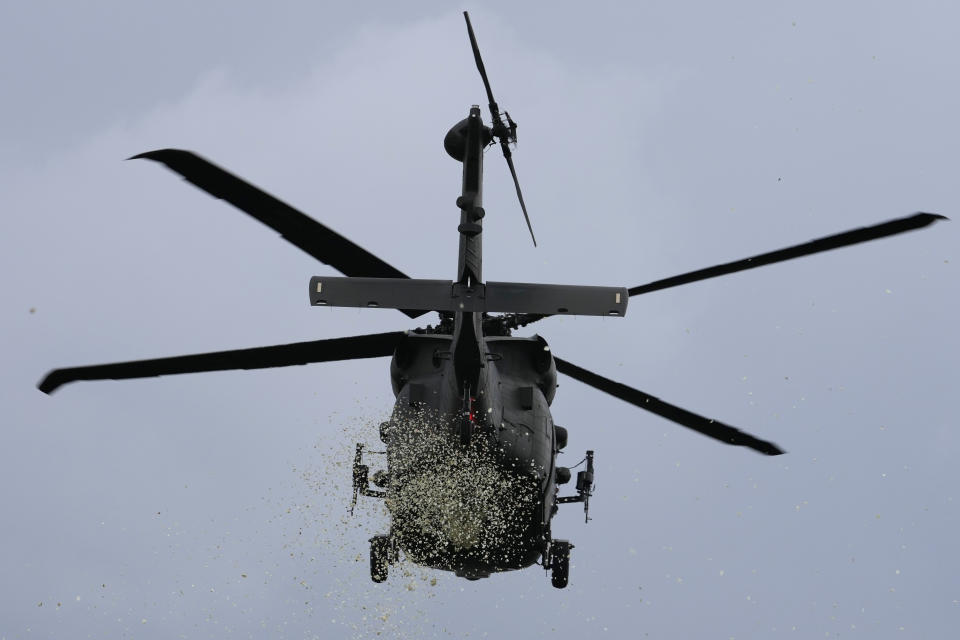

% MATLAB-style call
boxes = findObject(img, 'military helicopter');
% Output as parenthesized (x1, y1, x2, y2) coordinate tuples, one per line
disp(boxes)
(38, 12, 944, 589)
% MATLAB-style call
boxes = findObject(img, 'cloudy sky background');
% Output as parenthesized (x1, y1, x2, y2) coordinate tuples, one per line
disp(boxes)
(1, 1, 956, 637)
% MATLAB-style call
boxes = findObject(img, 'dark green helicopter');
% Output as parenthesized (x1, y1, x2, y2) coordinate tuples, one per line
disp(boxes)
(38, 12, 944, 589)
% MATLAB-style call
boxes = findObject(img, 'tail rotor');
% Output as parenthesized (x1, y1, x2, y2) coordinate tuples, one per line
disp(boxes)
(463, 11, 537, 246)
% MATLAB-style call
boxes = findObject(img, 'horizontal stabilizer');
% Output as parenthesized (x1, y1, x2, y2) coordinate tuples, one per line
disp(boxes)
(309, 277, 628, 317)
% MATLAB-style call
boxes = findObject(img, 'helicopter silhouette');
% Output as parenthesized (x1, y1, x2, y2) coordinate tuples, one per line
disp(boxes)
(38, 12, 945, 589)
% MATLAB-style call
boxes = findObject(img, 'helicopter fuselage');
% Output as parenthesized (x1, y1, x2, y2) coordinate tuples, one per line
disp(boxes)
(383, 105, 552, 578)
(381, 328, 560, 579)
(348, 104, 595, 581)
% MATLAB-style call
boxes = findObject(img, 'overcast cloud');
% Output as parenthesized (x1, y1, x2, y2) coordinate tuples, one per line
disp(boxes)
(1, 1, 956, 638)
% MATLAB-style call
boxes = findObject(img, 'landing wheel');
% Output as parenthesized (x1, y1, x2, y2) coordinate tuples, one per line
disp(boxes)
(370, 535, 390, 583)
(550, 539, 572, 589)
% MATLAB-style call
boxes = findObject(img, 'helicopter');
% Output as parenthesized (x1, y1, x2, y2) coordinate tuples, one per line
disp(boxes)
(37, 12, 945, 589)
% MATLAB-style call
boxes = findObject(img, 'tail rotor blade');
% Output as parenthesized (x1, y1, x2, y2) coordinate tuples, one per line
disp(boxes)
(463, 11, 497, 108)
(502, 145, 536, 246)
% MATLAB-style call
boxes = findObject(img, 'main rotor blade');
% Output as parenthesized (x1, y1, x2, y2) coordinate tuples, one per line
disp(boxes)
(502, 143, 537, 246)
(130, 149, 425, 319)
(38, 331, 405, 394)
(554, 357, 785, 455)
(463, 11, 497, 108)
(492, 211, 945, 331)
(629, 212, 946, 297)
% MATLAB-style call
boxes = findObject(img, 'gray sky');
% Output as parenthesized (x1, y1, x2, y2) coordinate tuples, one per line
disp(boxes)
(1, 1, 957, 637)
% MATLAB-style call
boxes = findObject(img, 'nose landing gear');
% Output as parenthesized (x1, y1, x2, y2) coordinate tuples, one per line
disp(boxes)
(546, 450, 594, 588)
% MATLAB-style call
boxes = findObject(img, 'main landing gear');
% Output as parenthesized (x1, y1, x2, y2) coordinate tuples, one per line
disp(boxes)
(369, 534, 398, 583)
(348, 443, 397, 583)
(546, 450, 595, 588)
(548, 539, 573, 589)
